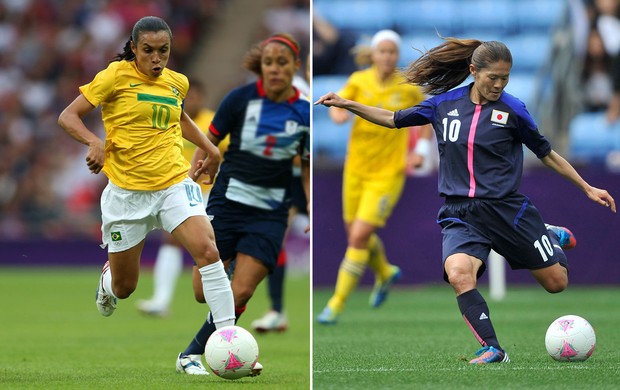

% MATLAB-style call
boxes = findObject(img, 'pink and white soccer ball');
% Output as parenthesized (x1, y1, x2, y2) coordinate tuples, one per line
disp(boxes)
(204, 325, 259, 379)
(545, 315, 596, 362)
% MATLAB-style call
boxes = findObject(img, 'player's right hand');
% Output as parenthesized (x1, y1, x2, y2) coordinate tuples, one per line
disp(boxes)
(86, 138, 105, 174)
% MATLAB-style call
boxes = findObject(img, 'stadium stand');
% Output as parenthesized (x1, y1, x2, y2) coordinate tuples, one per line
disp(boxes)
(569, 111, 620, 164)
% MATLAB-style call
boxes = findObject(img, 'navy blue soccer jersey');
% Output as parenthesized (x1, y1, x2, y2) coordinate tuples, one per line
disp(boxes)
(208, 79, 310, 214)
(394, 83, 551, 199)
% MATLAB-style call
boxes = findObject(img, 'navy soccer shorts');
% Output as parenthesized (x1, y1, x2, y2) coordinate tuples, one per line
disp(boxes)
(209, 203, 287, 273)
(436, 193, 568, 282)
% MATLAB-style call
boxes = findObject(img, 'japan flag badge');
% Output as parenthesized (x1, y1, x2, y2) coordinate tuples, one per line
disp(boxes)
(491, 109, 509, 125)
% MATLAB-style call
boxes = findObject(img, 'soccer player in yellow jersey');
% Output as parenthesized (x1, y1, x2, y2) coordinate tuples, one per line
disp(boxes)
(136, 78, 230, 317)
(317, 30, 433, 324)
(58, 16, 236, 371)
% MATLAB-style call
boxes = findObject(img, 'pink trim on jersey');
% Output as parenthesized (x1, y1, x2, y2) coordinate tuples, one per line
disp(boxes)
(467, 105, 482, 197)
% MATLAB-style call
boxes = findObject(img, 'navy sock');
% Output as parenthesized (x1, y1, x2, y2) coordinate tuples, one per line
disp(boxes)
(456, 289, 501, 350)
(268, 263, 286, 313)
(183, 308, 245, 355)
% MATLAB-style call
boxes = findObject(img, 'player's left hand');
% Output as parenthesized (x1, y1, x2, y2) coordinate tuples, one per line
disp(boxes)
(406, 152, 424, 170)
(587, 186, 616, 213)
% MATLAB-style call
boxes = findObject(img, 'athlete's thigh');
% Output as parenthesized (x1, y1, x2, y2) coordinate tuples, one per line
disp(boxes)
(437, 202, 492, 282)
(347, 219, 376, 248)
(159, 178, 208, 235)
(108, 239, 145, 287)
(100, 182, 154, 252)
(235, 219, 286, 273)
(342, 170, 362, 223)
(231, 252, 269, 295)
(529, 262, 568, 292)
(488, 196, 562, 270)
(171, 215, 217, 262)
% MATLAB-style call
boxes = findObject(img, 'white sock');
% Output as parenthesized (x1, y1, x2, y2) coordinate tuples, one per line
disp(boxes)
(199, 261, 235, 328)
(102, 267, 117, 299)
(151, 244, 183, 308)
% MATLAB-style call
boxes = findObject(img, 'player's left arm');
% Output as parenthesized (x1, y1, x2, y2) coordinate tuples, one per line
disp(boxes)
(180, 111, 221, 185)
(541, 150, 616, 212)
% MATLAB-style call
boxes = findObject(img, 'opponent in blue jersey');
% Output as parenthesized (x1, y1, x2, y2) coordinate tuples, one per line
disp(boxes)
(176, 33, 310, 376)
(316, 37, 616, 364)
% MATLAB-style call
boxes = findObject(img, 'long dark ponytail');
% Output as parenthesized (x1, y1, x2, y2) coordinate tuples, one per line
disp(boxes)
(113, 16, 172, 62)
(402, 37, 512, 95)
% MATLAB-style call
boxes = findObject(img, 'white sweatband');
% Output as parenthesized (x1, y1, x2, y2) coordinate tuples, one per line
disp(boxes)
(413, 138, 431, 158)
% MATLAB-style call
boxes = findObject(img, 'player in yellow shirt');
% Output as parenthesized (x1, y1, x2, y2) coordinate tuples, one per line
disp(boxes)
(57, 17, 235, 372)
(136, 78, 230, 317)
(317, 30, 433, 324)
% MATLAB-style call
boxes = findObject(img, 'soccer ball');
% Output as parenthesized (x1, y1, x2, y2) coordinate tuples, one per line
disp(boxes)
(204, 325, 259, 379)
(545, 315, 596, 362)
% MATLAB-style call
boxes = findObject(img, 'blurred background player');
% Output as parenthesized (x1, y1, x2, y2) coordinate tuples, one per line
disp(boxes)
(176, 32, 309, 375)
(316, 30, 433, 324)
(136, 79, 229, 317)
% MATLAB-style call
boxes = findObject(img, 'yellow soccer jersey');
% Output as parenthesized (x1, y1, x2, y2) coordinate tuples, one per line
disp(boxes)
(80, 60, 189, 190)
(183, 108, 230, 192)
(339, 65, 425, 178)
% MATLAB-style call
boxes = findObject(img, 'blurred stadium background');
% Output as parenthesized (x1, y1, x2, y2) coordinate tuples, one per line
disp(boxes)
(313, 0, 620, 288)
(0, 0, 310, 273)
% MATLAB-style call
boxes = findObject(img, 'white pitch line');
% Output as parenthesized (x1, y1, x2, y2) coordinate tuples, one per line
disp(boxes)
(314, 365, 595, 374)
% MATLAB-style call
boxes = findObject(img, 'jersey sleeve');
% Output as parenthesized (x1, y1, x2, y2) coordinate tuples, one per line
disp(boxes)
(516, 116, 551, 158)
(393, 98, 435, 128)
(208, 89, 239, 140)
(79, 62, 117, 107)
(507, 98, 552, 159)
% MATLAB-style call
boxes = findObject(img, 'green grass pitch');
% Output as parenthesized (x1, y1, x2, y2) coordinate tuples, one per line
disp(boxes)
(0, 267, 310, 389)
(313, 285, 620, 390)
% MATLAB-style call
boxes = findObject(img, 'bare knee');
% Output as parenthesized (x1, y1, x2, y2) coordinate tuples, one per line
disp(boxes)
(112, 281, 136, 299)
(531, 264, 568, 293)
(542, 278, 568, 293)
(348, 233, 370, 249)
(233, 285, 255, 307)
(347, 220, 374, 249)
(446, 268, 477, 294)
(194, 241, 220, 267)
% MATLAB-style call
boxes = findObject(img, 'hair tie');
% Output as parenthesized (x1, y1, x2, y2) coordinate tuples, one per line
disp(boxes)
(261, 36, 299, 58)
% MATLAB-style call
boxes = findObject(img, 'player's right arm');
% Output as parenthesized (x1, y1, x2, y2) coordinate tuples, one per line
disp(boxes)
(58, 94, 105, 174)
(315, 92, 396, 129)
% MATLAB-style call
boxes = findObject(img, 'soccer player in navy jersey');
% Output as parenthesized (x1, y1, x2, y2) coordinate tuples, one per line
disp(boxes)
(175, 32, 310, 376)
(316, 37, 616, 364)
